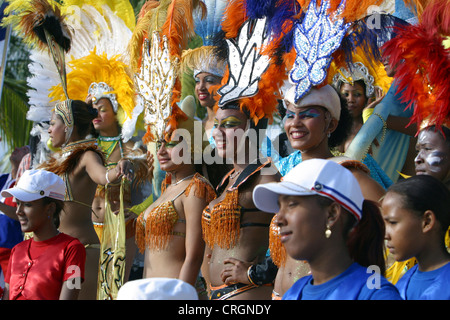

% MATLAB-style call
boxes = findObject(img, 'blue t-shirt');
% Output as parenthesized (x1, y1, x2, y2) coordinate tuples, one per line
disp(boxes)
(283, 263, 402, 300)
(396, 262, 450, 300)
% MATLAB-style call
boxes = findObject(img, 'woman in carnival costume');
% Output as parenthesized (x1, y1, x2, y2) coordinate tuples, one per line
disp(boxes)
(381, 0, 450, 285)
(47, 2, 153, 299)
(3, 0, 135, 300)
(243, 0, 391, 299)
(130, 0, 217, 299)
(200, 0, 292, 300)
(329, 48, 394, 189)
(181, 0, 228, 146)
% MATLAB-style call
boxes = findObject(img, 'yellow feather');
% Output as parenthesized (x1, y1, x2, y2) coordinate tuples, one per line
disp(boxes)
(49, 49, 135, 126)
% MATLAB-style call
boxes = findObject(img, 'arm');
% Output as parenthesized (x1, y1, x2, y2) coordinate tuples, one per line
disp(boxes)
(350, 168, 386, 203)
(59, 281, 81, 300)
(178, 192, 207, 286)
(386, 115, 417, 136)
(0, 202, 18, 221)
(81, 151, 134, 185)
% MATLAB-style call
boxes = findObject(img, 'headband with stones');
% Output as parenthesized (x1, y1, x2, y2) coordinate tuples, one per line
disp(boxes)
(88, 82, 119, 113)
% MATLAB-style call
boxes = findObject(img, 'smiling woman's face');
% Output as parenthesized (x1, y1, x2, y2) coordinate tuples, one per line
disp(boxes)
(212, 108, 248, 159)
(195, 72, 222, 108)
(283, 102, 330, 153)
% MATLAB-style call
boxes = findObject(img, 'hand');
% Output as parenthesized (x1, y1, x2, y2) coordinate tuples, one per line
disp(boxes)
(365, 87, 385, 111)
(220, 257, 252, 285)
(117, 159, 134, 181)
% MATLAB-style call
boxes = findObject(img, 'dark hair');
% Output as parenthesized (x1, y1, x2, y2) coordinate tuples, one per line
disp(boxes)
(317, 196, 386, 275)
(42, 197, 65, 229)
(328, 90, 352, 149)
(386, 175, 450, 236)
(71, 100, 98, 138)
(347, 200, 386, 275)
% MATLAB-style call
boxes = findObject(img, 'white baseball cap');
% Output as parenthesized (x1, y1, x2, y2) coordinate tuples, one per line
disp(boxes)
(1, 169, 65, 202)
(253, 159, 364, 220)
(284, 84, 341, 120)
(116, 278, 199, 300)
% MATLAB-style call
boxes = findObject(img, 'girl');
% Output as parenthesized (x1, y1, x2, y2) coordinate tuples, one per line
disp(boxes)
(135, 108, 216, 297)
(40, 99, 133, 299)
(382, 175, 450, 299)
(253, 159, 401, 300)
(2, 169, 86, 300)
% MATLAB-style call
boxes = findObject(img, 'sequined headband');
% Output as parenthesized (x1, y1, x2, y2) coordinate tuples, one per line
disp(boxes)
(88, 82, 119, 113)
(332, 62, 375, 97)
(54, 99, 74, 145)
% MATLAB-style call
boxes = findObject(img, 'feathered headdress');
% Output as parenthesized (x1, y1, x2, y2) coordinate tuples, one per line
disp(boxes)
(3, 0, 139, 141)
(212, 0, 297, 126)
(383, 0, 450, 133)
(328, 47, 392, 97)
(180, 0, 227, 78)
(130, 0, 200, 144)
(282, 0, 400, 103)
(48, 50, 136, 138)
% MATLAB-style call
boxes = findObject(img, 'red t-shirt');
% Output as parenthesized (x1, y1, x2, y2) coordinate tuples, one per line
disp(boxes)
(5, 233, 86, 300)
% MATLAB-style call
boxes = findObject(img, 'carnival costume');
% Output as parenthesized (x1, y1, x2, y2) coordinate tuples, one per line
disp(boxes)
(381, 0, 450, 284)
(129, 0, 216, 297)
(180, 0, 227, 146)
(3, 0, 149, 300)
(198, 0, 294, 300)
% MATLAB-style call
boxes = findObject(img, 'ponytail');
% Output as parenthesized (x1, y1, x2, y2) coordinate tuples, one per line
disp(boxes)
(347, 200, 386, 275)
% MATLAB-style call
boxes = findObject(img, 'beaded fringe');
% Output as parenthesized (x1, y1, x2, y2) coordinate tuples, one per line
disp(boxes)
(269, 215, 287, 267)
(203, 189, 241, 250)
(136, 173, 216, 252)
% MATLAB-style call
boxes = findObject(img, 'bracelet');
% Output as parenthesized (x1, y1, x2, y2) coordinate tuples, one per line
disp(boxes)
(105, 167, 113, 184)
(247, 265, 258, 286)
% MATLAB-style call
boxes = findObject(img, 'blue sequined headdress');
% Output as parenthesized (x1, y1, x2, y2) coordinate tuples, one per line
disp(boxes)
(289, 0, 350, 102)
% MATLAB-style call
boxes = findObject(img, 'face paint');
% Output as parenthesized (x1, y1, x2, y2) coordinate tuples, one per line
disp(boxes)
(285, 108, 321, 121)
(425, 151, 446, 172)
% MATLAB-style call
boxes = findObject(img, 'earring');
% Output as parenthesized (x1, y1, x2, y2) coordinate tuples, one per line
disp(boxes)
(327, 132, 331, 138)
(325, 226, 332, 238)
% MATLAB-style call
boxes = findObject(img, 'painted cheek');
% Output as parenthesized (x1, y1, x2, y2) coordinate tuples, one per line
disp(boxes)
(425, 151, 446, 172)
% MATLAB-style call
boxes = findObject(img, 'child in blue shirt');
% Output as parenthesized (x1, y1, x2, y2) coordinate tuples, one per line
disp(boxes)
(382, 175, 450, 300)
(253, 159, 401, 300)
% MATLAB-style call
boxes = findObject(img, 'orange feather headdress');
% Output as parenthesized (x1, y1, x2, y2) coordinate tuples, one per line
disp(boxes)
(382, 0, 450, 133)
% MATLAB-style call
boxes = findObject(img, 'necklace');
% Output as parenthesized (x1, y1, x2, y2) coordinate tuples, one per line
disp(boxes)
(171, 174, 195, 186)
(61, 139, 97, 158)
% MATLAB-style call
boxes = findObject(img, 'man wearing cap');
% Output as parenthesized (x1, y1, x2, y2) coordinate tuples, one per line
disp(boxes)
(1, 170, 86, 300)
(253, 159, 401, 300)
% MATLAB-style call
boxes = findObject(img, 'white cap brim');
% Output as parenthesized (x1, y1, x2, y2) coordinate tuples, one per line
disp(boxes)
(1, 188, 44, 202)
(253, 181, 317, 213)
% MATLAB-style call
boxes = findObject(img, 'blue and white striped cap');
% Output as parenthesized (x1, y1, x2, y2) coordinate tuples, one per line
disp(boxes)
(253, 158, 363, 221)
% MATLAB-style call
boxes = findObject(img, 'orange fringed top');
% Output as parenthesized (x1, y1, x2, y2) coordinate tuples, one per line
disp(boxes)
(135, 173, 216, 252)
